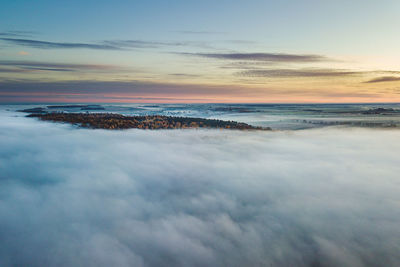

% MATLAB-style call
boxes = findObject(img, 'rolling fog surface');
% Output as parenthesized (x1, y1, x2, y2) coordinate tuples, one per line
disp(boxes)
(1, 110, 400, 266)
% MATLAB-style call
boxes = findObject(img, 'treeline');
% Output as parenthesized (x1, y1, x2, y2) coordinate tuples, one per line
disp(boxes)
(27, 113, 269, 130)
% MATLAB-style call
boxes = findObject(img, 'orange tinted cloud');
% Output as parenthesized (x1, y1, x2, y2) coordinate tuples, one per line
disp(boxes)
(17, 51, 30, 56)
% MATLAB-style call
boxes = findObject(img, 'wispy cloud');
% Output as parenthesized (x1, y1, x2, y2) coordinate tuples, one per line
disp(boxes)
(17, 51, 30, 56)
(21, 67, 75, 72)
(0, 78, 384, 103)
(174, 30, 227, 35)
(0, 67, 31, 73)
(0, 38, 121, 50)
(100, 39, 217, 50)
(364, 76, 400, 83)
(0, 60, 120, 72)
(223, 40, 257, 45)
(237, 69, 400, 81)
(238, 68, 359, 78)
(0, 30, 37, 37)
(0, 80, 254, 103)
(178, 52, 329, 63)
(0, 80, 241, 95)
(169, 73, 201, 78)
(0, 37, 215, 50)
(102, 39, 188, 49)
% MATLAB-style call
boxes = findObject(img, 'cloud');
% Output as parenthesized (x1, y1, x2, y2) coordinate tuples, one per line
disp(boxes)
(0, 79, 385, 103)
(106, 40, 217, 50)
(223, 40, 257, 45)
(231, 67, 400, 83)
(101, 40, 188, 49)
(17, 51, 30, 56)
(364, 76, 400, 83)
(235, 68, 400, 80)
(0, 38, 121, 50)
(1, 110, 400, 266)
(0, 38, 214, 51)
(0, 30, 37, 37)
(0, 68, 31, 73)
(174, 30, 228, 35)
(178, 52, 329, 63)
(0, 60, 120, 72)
(237, 68, 359, 78)
(22, 67, 75, 72)
(169, 73, 201, 78)
(0, 80, 250, 103)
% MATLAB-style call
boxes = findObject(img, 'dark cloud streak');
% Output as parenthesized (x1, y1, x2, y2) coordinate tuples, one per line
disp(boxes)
(0, 68, 31, 73)
(0, 30, 37, 37)
(102, 40, 188, 49)
(364, 76, 400, 83)
(0, 80, 248, 97)
(0, 38, 121, 50)
(179, 52, 329, 63)
(0, 38, 215, 50)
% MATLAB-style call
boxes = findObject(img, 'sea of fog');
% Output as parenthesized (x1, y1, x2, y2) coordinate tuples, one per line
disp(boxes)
(1, 105, 400, 266)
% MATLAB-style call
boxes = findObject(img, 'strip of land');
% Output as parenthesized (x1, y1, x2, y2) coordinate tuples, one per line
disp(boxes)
(26, 112, 268, 130)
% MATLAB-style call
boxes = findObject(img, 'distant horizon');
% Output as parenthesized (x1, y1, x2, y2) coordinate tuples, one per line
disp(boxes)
(2, 101, 400, 105)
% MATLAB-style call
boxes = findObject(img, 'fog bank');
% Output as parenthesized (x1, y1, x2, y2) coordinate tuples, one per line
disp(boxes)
(1, 111, 400, 266)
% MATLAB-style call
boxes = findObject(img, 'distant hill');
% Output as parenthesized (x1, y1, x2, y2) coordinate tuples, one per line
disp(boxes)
(26, 112, 269, 130)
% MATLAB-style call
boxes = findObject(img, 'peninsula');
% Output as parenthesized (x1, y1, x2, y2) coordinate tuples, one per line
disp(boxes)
(26, 112, 268, 130)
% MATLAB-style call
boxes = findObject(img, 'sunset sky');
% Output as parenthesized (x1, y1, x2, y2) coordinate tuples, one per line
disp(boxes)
(1, 0, 400, 103)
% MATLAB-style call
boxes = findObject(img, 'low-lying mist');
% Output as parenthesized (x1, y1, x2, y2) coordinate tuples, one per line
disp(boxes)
(1, 111, 400, 266)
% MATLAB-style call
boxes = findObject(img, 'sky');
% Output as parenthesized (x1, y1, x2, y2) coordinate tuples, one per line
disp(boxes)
(1, 0, 400, 103)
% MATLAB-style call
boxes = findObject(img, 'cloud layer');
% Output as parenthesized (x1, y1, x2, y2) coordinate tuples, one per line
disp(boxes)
(0, 80, 251, 102)
(237, 68, 358, 78)
(0, 37, 212, 50)
(0, 60, 119, 72)
(179, 52, 329, 63)
(0, 38, 121, 50)
(0, 31, 36, 37)
(365, 76, 400, 83)
(1, 110, 400, 266)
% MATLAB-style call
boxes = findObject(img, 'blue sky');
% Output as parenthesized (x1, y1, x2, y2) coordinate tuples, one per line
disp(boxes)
(1, 0, 400, 102)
